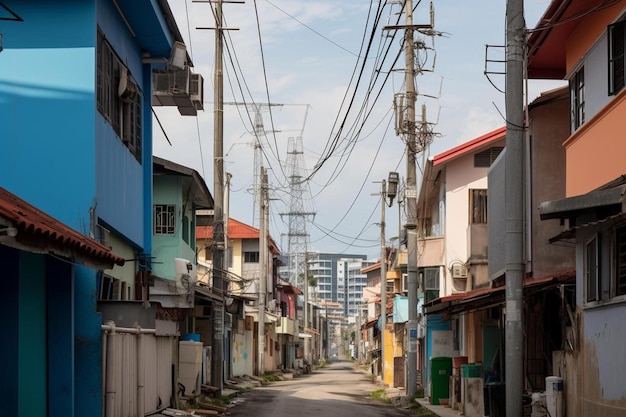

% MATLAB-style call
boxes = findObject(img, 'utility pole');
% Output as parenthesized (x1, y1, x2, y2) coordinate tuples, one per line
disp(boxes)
(304, 252, 310, 364)
(258, 166, 268, 375)
(379, 179, 387, 381)
(403, 0, 419, 397)
(376, 172, 398, 385)
(505, 0, 525, 416)
(385, 0, 435, 396)
(196, 0, 243, 393)
(211, 0, 226, 392)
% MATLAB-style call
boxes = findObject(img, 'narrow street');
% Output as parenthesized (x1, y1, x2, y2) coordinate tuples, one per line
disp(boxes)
(228, 359, 413, 417)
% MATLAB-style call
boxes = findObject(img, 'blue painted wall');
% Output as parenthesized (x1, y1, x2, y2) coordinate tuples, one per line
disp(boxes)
(47, 257, 75, 416)
(0, 248, 79, 416)
(0, 0, 147, 246)
(19, 253, 47, 417)
(95, 0, 146, 247)
(0, 2, 97, 231)
(1, 1, 181, 415)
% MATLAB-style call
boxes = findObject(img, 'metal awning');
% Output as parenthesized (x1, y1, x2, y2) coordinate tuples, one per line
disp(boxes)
(539, 184, 626, 220)
(424, 272, 575, 317)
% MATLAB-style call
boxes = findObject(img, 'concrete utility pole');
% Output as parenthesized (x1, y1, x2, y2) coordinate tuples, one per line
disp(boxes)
(258, 167, 268, 375)
(385, 0, 433, 395)
(505, 1, 525, 416)
(379, 179, 387, 381)
(404, 0, 419, 397)
(196, 0, 243, 392)
(211, 0, 226, 391)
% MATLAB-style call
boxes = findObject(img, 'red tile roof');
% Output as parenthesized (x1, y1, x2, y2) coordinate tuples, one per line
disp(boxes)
(197, 218, 280, 254)
(0, 187, 125, 269)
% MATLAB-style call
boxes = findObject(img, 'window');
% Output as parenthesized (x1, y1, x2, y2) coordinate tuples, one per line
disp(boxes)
(97, 29, 142, 162)
(182, 215, 190, 244)
(98, 273, 123, 300)
(469, 189, 488, 224)
(244, 251, 259, 263)
(614, 225, 626, 296)
(570, 66, 585, 131)
(609, 20, 625, 95)
(474, 147, 504, 167)
(154, 204, 176, 234)
(585, 236, 599, 302)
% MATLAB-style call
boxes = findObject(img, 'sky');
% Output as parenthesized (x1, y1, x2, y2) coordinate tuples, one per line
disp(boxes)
(153, 0, 564, 259)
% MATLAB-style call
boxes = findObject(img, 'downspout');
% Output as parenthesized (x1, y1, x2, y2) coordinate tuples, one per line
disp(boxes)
(137, 329, 145, 417)
(104, 321, 116, 417)
(102, 327, 108, 417)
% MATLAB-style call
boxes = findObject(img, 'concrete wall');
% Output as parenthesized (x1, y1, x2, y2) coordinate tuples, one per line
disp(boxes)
(528, 89, 575, 278)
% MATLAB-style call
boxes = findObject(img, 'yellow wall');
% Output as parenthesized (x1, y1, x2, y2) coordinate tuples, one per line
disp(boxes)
(383, 325, 394, 386)
(229, 238, 243, 277)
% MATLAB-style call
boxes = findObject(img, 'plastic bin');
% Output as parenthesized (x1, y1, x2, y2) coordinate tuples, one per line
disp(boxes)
(461, 363, 483, 378)
(430, 357, 452, 405)
(484, 383, 505, 417)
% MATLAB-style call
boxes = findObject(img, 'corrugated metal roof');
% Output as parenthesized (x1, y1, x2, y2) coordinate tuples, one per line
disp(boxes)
(0, 187, 125, 269)
(539, 184, 626, 220)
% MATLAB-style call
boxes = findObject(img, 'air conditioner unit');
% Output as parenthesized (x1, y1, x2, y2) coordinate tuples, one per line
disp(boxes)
(153, 68, 190, 103)
(452, 264, 468, 279)
(175, 258, 196, 294)
(189, 73, 204, 110)
(401, 273, 408, 292)
(178, 72, 204, 116)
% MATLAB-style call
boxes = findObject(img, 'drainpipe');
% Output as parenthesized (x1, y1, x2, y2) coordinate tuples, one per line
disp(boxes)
(137, 328, 145, 417)
(103, 321, 116, 417)
(102, 328, 108, 417)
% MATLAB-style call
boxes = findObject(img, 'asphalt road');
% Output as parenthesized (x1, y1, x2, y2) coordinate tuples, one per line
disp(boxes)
(228, 359, 413, 417)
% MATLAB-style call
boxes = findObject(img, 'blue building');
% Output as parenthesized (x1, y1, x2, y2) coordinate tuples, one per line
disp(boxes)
(0, 1, 201, 415)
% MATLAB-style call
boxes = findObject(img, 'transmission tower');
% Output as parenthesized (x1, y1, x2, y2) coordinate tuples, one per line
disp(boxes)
(225, 102, 282, 226)
(281, 135, 315, 289)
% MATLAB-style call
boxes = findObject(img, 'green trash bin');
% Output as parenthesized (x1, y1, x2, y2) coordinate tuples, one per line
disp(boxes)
(461, 363, 483, 378)
(430, 357, 452, 405)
